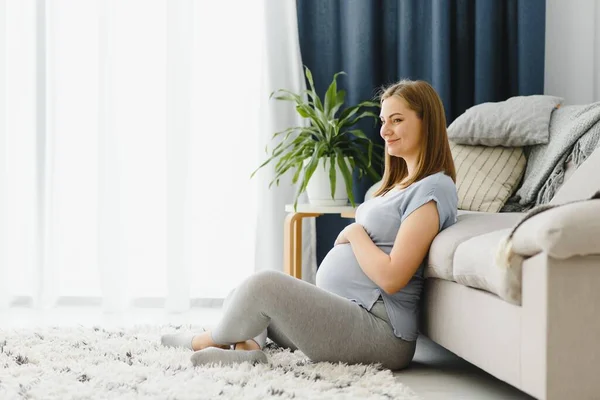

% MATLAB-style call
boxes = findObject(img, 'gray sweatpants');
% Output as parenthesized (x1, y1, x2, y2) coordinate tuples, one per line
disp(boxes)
(211, 270, 416, 371)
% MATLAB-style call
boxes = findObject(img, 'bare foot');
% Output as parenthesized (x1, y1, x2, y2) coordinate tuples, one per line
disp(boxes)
(191, 331, 230, 351)
(232, 339, 261, 351)
(191, 331, 260, 352)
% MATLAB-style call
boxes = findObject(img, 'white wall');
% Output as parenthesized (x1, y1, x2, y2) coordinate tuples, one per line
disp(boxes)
(544, 0, 600, 104)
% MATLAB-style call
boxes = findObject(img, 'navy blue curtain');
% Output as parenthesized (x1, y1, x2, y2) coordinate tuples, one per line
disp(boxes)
(296, 0, 546, 265)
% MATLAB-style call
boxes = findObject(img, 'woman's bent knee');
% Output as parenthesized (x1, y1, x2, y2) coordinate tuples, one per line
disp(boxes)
(251, 270, 286, 282)
(238, 270, 287, 299)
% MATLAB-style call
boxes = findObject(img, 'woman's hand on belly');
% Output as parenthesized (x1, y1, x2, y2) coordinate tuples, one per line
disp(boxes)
(334, 223, 365, 246)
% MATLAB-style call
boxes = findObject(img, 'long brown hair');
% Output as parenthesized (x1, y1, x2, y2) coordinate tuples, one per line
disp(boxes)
(373, 79, 456, 197)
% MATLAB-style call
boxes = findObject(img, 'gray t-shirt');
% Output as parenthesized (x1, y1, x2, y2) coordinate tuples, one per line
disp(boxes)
(316, 172, 458, 341)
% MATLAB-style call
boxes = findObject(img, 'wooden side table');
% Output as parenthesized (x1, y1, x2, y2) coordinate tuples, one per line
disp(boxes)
(283, 204, 357, 280)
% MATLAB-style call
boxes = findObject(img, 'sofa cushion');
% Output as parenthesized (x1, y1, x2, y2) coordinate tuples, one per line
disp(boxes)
(426, 211, 524, 281)
(451, 142, 527, 212)
(550, 146, 600, 205)
(447, 95, 563, 147)
(453, 229, 524, 305)
(510, 197, 600, 259)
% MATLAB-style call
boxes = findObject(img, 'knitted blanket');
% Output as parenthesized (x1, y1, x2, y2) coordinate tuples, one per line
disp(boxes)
(502, 102, 600, 212)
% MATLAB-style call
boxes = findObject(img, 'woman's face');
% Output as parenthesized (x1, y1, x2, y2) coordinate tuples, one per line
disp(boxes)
(379, 96, 422, 159)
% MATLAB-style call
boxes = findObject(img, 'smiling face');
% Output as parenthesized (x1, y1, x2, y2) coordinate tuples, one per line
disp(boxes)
(372, 79, 456, 198)
(379, 96, 423, 160)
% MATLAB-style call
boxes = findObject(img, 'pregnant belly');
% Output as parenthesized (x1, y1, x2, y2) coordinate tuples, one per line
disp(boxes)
(315, 244, 380, 299)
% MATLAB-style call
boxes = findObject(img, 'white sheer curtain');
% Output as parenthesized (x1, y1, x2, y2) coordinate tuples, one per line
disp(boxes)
(255, 0, 317, 285)
(545, 0, 600, 104)
(0, 0, 315, 314)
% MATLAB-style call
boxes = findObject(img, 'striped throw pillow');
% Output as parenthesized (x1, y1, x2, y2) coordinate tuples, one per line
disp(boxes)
(450, 142, 526, 212)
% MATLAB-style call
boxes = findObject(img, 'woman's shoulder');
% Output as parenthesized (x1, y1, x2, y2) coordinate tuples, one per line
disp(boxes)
(409, 172, 458, 211)
(411, 171, 455, 194)
(415, 172, 458, 226)
(434, 171, 457, 193)
(398, 171, 457, 225)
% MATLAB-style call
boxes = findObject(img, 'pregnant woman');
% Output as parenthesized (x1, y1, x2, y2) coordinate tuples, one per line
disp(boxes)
(161, 79, 458, 371)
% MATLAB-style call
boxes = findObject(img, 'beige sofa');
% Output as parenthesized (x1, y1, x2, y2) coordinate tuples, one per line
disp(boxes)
(420, 146, 600, 400)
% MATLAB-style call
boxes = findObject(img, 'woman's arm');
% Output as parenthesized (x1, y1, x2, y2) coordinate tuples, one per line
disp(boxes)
(346, 201, 440, 294)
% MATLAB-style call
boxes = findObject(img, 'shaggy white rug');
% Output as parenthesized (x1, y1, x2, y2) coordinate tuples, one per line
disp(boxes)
(0, 324, 420, 400)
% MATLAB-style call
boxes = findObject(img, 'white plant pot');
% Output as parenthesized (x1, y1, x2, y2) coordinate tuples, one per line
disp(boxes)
(304, 157, 352, 206)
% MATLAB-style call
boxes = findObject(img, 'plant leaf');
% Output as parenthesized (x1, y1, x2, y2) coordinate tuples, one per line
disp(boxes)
(355, 100, 380, 108)
(330, 90, 346, 118)
(271, 93, 301, 103)
(324, 71, 346, 119)
(270, 89, 303, 103)
(272, 126, 300, 140)
(296, 105, 327, 135)
(292, 164, 303, 184)
(251, 137, 304, 179)
(301, 126, 327, 142)
(303, 66, 323, 112)
(250, 150, 285, 179)
(294, 147, 320, 208)
(348, 147, 375, 178)
(334, 148, 355, 207)
(338, 105, 360, 125)
(268, 162, 295, 189)
(296, 105, 310, 118)
(270, 129, 303, 155)
(344, 129, 369, 140)
(339, 111, 380, 129)
(328, 154, 336, 200)
(274, 138, 312, 171)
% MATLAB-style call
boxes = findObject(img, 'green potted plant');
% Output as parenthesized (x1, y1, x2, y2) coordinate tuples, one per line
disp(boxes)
(251, 66, 384, 210)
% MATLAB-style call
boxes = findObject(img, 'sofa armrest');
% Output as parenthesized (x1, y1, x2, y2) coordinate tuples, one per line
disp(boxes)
(511, 200, 600, 259)
(521, 253, 600, 399)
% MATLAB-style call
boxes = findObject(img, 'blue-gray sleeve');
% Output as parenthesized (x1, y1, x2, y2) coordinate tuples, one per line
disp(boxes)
(400, 174, 458, 232)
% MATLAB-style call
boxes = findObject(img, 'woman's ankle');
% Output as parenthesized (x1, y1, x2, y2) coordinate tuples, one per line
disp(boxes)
(191, 331, 229, 351)
(233, 339, 261, 351)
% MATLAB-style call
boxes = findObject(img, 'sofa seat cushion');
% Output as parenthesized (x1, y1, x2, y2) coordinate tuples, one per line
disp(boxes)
(453, 229, 523, 305)
(426, 211, 523, 281)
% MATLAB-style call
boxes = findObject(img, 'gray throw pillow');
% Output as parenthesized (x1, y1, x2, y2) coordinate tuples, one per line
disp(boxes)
(447, 95, 563, 147)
